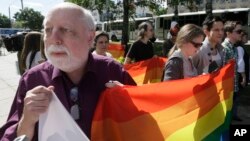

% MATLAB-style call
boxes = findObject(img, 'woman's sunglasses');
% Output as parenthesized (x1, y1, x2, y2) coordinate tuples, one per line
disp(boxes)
(190, 41, 203, 48)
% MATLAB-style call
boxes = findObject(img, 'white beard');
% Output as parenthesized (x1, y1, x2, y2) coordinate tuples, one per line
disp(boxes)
(45, 45, 84, 72)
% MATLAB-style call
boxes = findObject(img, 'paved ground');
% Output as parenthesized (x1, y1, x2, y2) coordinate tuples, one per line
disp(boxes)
(232, 85, 250, 125)
(0, 48, 20, 126)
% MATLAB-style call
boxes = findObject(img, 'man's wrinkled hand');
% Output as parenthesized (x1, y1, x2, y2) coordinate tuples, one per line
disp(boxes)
(17, 85, 54, 140)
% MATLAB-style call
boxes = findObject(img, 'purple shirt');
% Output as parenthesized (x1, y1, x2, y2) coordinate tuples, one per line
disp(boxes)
(0, 54, 136, 141)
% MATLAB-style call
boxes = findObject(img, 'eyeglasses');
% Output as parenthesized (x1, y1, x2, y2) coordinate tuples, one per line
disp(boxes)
(70, 87, 80, 120)
(233, 29, 243, 34)
(190, 41, 203, 48)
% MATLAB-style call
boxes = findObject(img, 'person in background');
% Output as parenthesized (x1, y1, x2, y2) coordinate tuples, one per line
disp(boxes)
(149, 31, 157, 43)
(20, 31, 45, 75)
(124, 21, 155, 64)
(0, 2, 136, 141)
(92, 31, 113, 57)
(163, 24, 205, 80)
(236, 30, 249, 88)
(222, 21, 243, 121)
(193, 16, 224, 74)
(162, 21, 180, 57)
(241, 31, 249, 85)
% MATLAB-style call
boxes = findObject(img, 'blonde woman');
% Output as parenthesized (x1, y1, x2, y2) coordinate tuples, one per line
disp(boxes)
(163, 24, 205, 80)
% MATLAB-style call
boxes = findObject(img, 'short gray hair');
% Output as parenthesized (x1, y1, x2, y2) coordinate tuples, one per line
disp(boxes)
(43, 2, 95, 31)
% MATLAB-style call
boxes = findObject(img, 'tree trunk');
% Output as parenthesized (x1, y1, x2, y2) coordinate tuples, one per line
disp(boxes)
(122, 0, 129, 49)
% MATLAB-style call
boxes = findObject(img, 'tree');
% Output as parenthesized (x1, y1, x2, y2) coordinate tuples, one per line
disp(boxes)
(0, 13, 11, 28)
(167, 0, 199, 12)
(12, 21, 25, 28)
(14, 8, 44, 30)
(121, 0, 167, 46)
(135, 0, 167, 15)
(65, 0, 168, 48)
(122, 0, 130, 47)
(66, 0, 116, 15)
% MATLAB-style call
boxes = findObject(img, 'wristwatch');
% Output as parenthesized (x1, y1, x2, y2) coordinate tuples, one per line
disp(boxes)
(14, 135, 29, 141)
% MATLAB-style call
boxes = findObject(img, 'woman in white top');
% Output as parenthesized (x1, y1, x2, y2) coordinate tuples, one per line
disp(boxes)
(20, 32, 45, 74)
(92, 31, 113, 58)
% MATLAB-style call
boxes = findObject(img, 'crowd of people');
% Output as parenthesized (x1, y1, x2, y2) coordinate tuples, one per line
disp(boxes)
(0, 2, 249, 141)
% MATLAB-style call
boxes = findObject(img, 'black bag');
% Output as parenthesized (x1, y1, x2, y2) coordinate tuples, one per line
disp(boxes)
(208, 61, 219, 73)
(3, 34, 25, 52)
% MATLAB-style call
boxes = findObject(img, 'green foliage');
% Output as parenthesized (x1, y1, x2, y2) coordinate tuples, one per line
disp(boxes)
(66, 0, 115, 15)
(0, 13, 10, 28)
(64, 0, 169, 48)
(136, 0, 167, 15)
(153, 42, 164, 57)
(168, 0, 195, 7)
(12, 21, 25, 28)
(168, 0, 184, 6)
(116, 56, 125, 64)
(155, 7, 167, 15)
(14, 8, 44, 30)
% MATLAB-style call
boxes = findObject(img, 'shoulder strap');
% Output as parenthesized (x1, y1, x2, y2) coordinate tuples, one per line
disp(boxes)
(171, 57, 184, 79)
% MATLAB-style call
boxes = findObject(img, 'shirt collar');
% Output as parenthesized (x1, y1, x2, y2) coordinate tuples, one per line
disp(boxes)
(224, 38, 234, 48)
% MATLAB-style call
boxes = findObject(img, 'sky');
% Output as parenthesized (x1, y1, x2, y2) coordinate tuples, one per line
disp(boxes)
(0, 0, 64, 19)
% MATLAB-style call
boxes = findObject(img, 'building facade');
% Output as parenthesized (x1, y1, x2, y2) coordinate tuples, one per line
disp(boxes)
(167, 0, 250, 13)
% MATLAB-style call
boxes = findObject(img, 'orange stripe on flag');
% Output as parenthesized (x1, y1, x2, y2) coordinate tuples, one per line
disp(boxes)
(108, 42, 124, 59)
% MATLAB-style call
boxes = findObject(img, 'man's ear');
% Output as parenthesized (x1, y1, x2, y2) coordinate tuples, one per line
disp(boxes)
(203, 28, 209, 36)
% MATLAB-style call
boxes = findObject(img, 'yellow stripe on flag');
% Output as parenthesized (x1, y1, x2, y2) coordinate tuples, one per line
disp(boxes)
(166, 92, 233, 141)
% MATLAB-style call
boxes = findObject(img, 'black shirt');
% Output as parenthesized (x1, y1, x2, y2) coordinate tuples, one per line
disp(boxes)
(127, 40, 154, 62)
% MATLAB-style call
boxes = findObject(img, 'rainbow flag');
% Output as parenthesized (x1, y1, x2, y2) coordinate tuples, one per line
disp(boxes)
(92, 61, 234, 141)
(124, 57, 167, 85)
(108, 42, 125, 60)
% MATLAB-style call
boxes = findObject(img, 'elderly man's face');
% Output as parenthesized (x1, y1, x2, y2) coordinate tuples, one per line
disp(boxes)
(43, 8, 93, 72)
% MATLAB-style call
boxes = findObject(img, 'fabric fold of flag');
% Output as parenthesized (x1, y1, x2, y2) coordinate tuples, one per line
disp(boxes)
(124, 57, 167, 85)
(92, 61, 234, 141)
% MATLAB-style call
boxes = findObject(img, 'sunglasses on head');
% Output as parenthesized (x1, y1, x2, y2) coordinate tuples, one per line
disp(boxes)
(233, 29, 243, 34)
(190, 41, 203, 48)
(70, 87, 80, 120)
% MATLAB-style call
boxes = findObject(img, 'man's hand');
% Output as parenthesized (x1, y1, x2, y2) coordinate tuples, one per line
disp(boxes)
(241, 78, 246, 87)
(17, 85, 54, 140)
(240, 72, 246, 88)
